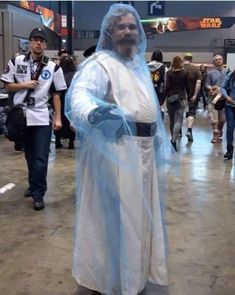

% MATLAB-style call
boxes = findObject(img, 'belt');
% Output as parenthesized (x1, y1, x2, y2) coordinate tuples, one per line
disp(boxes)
(125, 121, 157, 137)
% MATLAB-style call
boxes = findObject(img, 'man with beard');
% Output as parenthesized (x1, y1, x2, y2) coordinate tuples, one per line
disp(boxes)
(1, 28, 67, 210)
(65, 3, 168, 295)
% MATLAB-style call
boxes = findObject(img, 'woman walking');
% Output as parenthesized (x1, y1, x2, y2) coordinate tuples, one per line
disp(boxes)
(165, 56, 189, 151)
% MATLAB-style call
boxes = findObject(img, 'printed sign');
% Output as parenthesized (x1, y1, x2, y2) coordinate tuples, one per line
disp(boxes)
(141, 17, 235, 34)
(148, 1, 165, 16)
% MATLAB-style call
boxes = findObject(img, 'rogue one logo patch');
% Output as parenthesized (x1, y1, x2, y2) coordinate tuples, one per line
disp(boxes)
(41, 70, 51, 80)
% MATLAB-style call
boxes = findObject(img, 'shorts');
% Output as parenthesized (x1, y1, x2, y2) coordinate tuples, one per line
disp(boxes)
(186, 99, 198, 118)
(207, 102, 226, 125)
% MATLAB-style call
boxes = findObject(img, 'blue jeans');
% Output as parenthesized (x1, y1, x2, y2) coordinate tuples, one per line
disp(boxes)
(225, 105, 235, 146)
(24, 125, 52, 201)
(167, 103, 185, 142)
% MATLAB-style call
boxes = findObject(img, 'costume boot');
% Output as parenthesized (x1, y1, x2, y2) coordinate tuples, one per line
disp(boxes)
(224, 145, 234, 160)
(211, 130, 222, 143)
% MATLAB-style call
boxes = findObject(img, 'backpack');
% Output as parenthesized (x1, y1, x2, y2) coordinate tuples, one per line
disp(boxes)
(150, 63, 166, 105)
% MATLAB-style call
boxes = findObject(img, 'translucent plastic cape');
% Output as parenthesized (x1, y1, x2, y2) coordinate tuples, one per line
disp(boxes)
(65, 3, 177, 294)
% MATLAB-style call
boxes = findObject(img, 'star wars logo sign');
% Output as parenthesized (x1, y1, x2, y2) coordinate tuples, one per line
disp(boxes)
(200, 18, 222, 29)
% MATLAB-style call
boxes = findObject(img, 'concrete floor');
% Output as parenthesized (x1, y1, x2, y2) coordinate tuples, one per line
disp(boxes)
(0, 107, 235, 295)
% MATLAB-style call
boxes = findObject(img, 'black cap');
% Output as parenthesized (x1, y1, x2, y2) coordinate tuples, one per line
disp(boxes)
(29, 28, 47, 42)
(83, 45, 96, 58)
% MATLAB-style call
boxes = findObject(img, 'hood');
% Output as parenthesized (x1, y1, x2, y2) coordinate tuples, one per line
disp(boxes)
(96, 3, 146, 59)
(148, 60, 163, 72)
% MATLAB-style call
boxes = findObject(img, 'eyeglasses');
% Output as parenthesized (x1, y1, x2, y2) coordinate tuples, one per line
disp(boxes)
(115, 24, 138, 31)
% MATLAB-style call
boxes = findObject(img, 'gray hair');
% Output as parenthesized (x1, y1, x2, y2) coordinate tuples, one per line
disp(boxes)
(213, 54, 223, 62)
(97, 4, 146, 56)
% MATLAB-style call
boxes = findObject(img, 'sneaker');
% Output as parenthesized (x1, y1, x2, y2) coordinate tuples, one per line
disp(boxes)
(33, 199, 45, 211)
(186, 131, 193, 142)
(211, 131, 222, 143)
(224, 151, 233, 160)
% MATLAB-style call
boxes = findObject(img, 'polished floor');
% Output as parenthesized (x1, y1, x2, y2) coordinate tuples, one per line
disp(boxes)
(0, 106, 235, 295)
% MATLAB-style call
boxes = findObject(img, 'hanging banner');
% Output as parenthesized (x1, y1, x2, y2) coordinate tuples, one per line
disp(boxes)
(16, 1, 62, 35)
(141, 17, 235, 34)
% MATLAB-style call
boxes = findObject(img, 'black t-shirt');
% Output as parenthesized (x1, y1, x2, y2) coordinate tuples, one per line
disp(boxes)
(165, 69, 189, 98)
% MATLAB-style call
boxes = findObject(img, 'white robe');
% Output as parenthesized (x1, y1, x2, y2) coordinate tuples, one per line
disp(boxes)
(71, 52, 168, 295)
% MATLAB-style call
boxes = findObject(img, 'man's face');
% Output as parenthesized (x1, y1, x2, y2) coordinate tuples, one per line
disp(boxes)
(30, 37, 47, 56)
(213, 55, 223, 67)
(111, 13, 139, 57)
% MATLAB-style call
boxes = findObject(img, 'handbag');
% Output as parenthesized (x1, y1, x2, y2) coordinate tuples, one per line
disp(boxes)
(214, 98, 226, 110)
(166, 94, 180, 104)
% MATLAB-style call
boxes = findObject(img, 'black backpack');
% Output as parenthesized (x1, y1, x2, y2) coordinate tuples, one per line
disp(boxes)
(5, 104, 26, 142)
(151, 64, 166, 105)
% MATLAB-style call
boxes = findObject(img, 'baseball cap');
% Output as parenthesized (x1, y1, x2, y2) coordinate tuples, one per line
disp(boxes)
(29, 28, 47, 42)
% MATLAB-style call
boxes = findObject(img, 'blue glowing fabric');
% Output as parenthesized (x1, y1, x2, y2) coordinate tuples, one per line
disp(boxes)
(65, 3, 174, 295)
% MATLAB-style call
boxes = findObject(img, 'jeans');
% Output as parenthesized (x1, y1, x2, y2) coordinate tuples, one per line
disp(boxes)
(225, 105, 235, 146)
(167, 103, 185, 142)
(24, 125, 52, 201)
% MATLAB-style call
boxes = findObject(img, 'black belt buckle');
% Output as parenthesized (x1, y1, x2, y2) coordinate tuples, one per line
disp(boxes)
(136, 122, 157, 137)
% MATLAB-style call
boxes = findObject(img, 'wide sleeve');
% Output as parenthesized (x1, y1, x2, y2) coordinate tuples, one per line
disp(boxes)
(70, 61, 110, 124)
(65, 60, 110, 132)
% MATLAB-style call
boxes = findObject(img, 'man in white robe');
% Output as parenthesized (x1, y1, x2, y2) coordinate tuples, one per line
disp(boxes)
(65, 4, 169, 295)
